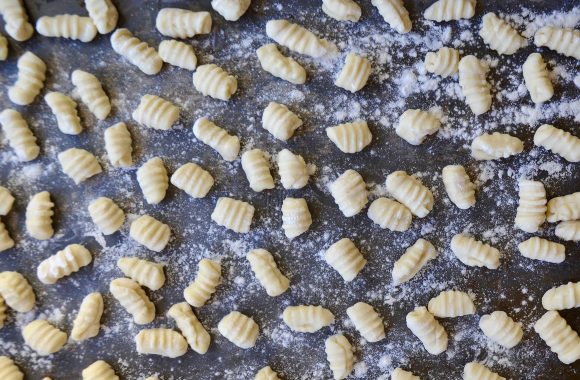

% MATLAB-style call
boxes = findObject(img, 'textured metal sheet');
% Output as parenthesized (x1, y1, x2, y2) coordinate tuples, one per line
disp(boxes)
(0, 0, 579, 379)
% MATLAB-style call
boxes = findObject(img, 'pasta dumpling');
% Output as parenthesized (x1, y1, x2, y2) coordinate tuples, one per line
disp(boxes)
(479, 12, 526, 55)
(458, 55, 491, 115)
(37, 244, 92, 284)
(132, 94, 179, 131)
(88, 197, 125, 235)
(371, 0, 411, 33)
(137, 157, 169, 204)
(256, 43, 306, 84)
(85, 0, 118, 34)
(192, 64, 237, 101)
(255, 366, 281, 380)
(36, 14, 97, 42)
(277, 149, 310, 189)
(367, 197, 412, 232)
(322, 0, 361, 22)
(391, 368, 420, 380)
(0, 221, 13, 252)
(470, 132, 523, 160)
(110, 277, 155, 324)
(45, 92, 82, 135)
(158, 39, 197, 71)
(283, 305, 334, 333)
(110, 28, 163, 75)
(211, 197, 255, 233)
(385, 171, 433, 218)
(534, 26, 580, 60)
(514, 180, 546, 233)
(281, 197, 312, 239)
(58, 148, 102, 184)
(0, 0, 34, 41)
(262, 102, 303, 141)
(241, 149, 275, 192)
(25, 191, 54, 240)
(518, 237, 565, 263)
(555, 221, 580, 242)
(346, 302, 385, 342)
(136, 328, 188, 358)
(167, 302, 210, 354)
(534, 311, 580, 364)
(542, 282, 580, 311)
(479, 310, 523, 348)
(463, 362, 506, 380)
(0, 271, 35, 312)
(335, 53, 371, 92)
(425, 47, 459, 77)
(129, 215, 171, 252)
(117, 257, 165, 291)
(406, 306, 448, 355)
(546, 192, 580, 223)
(534, 124, 580, 163)
(217, 311, 259, 349)
(104, 122, 133, 168)
(392, 238, 437, 285)
(22, 320, 67, 355)
(0, 186, 14, 216)
(424, 0, 475, 21)
(82, 360, 119, 380)
(71, 292, 104, 342)
(522, 53, 553, 104)
(170, 162, 214, 198)
(324, 238, 366, 282)
(211, 0, 251, 21)
(71, 69, 111, 120)
(8, 52, 46, 105)
(247, 249, 289, 297)
(451, 233, 500, 269)
(266, 19, 335, 58)
(326, 120, 372, 153)
(156, 8, 211, 38)
(184, 258, 221, 307)
(325, 334, 354, 380)
(193, 117, 240, 161)
(0, 108, 39, 161)
(0, 356, 24, 379)
(396, 109, 441, 145)
(442, 165, 475, 209)
(427, 290, 475, 318)
(329, 169, 368, 217)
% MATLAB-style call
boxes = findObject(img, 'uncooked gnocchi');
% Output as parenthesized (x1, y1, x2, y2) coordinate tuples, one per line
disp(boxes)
(8, 51, 46, 105)
(136, 328, 188, 358)
(385, 170, 433, 218)
(0, 355, 24, 379)
(542, 282, 580, 311)
(45, 92, 82, 135)
(396, 109, 441, 145)
(346, 302, 385, 342)
(479, 310, 523, 348)
(392, 238, 437, 285)
(104, 122, 133, 168)
(371, 0, 411, 33)
(0, 271, 35, 312)
(132, 94, 179, 130)
(322, 0, 361, 22)
(193, 117, 240, 161)
(329, 169, 368, 217)
(556, 221, 580, 242)
(22, 319, 67, 356)
(534, 26, 580, 60)
(0, 0, 33, 41)
(82, 360, 119, 380)
(247, 249, 289, 296)
(25, 191, 54, 240)
(158, 39, 197, 71)
(277, 149, 310, 189)
(424, 0, 475, 21)
(283, 305, 334, 333)
(534, 124, 580, 163)
(217, 311, 259, 349)
(71, 292, 104, 342)
(326, 120, 372, 153)
(211, 0, 251, 21)
(463, 362, 505, 380)
(110, 28, 163, 75)
(0, 186, 13, 215)
(37, 244, 92, 284)
(255, 366, 281, 380)
(129, 215, 171, 252)
(427, 290, 475, 318)
(109, 277, 155, 324)
(262, 102, 303, 141)
(324, 238, 366, 281)
(471, 132, 524, 160)
(192, 64, 237, 101)
(0, 108, 39, 161)
(547, 192, 580, 223)
(211, 197, 255, 233)
(442, 165, 475, 209)
(325, 334, 354, 380)
(156, 8, 212, 38)
(406, 306, 448, 355)
(367, 197, 412, 232)
(281, 197, 312, 240)
(168, 302, 210, 354)
(425, 47, 460, 77)
(170, 162, 214, 198)
(479, 12, 526, 55)
(266, 19, 335, 58)
(117, 257, 165, 291)
(522, 53, 553, 104)
(36, 14, 97, 42)
(85, 0, 118, 34)
(184, 258, 221, 307)
(241, 149, 275, 192)
(518, 237, 565, 263)
(392, 367, 420, 380)
(458, 55, 491, 115)
(514, 179, 546, 233)
(534, 311, 580, 364)
(71, 69, 111, 120)
(137, 157, 169, 204)
(58, 148, 102, 184)
(88, 197, 125, 235)
(335, 53, 371, 92)
(450, 233, 500, 269)
(0, 222, 13, 252)
(256, 43, 306, 84)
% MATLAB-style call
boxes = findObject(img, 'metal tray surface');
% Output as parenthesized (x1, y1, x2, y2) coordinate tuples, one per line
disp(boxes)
(0, 0, 579, 379)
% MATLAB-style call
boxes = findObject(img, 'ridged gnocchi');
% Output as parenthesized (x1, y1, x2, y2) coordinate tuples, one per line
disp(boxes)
(136, 328, 188, 358)
(104, 122, 133, 168)
(322, 0, 361, 22)
(241, 149, 275, 192)
(71, 292, 104, 342)
(0, 0, 34, 41)
(534, 26, 580, 60)
(218, 311, 259, 349)
(326, 120, 372, 153)
(514, 180, 546, 233)
(137, 157, 169, 204)
(463, 362, 505, 380)
(45, 92, 82, 135)
(518, 237, 565, 263)
(367, 197, 412, 232)
(324, 238, 366, 282)
(471, 132, 524, 160)
(283, 305, 334, 333)
(0, 355, 24, 379)
(247, 249, 289, 296)
(85, 0, 118, 34)
(266, 19, 335, 58)
(392, 238, 437, 285)
(0, 186, 13, 215)
(277, 149, 310, 189)
(325, 334, 354, 380)
(110, 28, 163, 75)
(37, 244, 92, 284)
(556, 221, 580, 242)
(262, 102, 303, 141)
(132, 94, 179, 130)
(211, 0, 251, 21)
(534, 311, 580, 364)
(330, 169, 368, 217)
(281, 197, 312, 240)
(371, 0, 411, 33)
(8, 52, 46, 105)
(458, 55, 491, 115)
(192, 64, 237, 101)
(158, 39, 197, 71)
(211, 197, 255, 233)
(170, 162, 214, 198)
(346, 302, 385, 342)
(0, 222, 13, 252)
(184, 258, 221, 307)
(36, 14, 97, 42)
(542, 282, 580, 311)
(129, 215, 171, 252)
(335, 53, 371, 92)
(450, 233, 500, 269)
(522, 53, 553, 104)
(156, 8, 212, 38)
(117, 257, 165, 291)
(479, 310, 523, 348)
(0, 108, 39, 161)
(58, 148, 102, 184)
(167, 302, 210, 354)
(0, 271, 35, 312)
(255, 366, 281, 380)
(396, 109, 441, 145)
(547, 192, 580, 223)
(256, 43, 306, 84)
(428, 290, 475, 318)
(479, 12, 526, 55)
(442, 165, 476, 209)
(534, 124, 580, 163)
(424, 0, 475, 21)
(22, 320, 67, 355)
(25, 191, 54, 240)
(193, 117, 240, 161)
(71, 69, 111, 120)
(88, 197, 125, 235)
(392, 367, 420, 380)
(385, 170, 433, 218)
(406, 306, 448, 355)
(109, 277, 155, 324)
(82, 360, 119, 380)
(425, 47, 459, 77)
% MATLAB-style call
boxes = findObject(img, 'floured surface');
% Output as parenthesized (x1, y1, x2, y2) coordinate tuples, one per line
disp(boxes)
(0, 0, 579, 379)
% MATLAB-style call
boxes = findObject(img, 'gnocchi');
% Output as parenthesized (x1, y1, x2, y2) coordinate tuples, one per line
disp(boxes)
(37, 244, 92, 284)
(542, 282, 580, 311)
(247, 249, 289, 296)
(367, 197, 412, 232)
(25, 191, 54, 240)
(479, 310, 523, 348)
(396, 109, 441, 145)
(71, 292, 104, 342)
(326, 120, 372, 153)
(0, 355, 24, 379)
(211, 197, 255, 233)
(547, 192, 580, 223)
(158, 39, 197, 71)
(0, 186, 14, 215)
(45, 92, 82, 135)
(371, 0, 411, 33)
(217, 311, 259, 349)
(0, 222, 13, 252)
(170, 162, 214, 198)
(0, 108, 39, 161)
(406, 306, 448, 355)
(88, 197, 125, 235)
(0, 0, 33, 41)
(392, 368, 420, 380)
(156, 8, 212, 38)
(427, 290, 475, 318)
(425, 47, 459, 77)
(458, 55, 491, 115)
(479, 12, 526, 55)
(470, 132, 524, 160)
(262, 102, 303, 141)
(129, 215, 171, 252)
(385, 170, 433, 218)
(211, 0, 251, 21)
(514, 179, 546, 233)
(424, 0, 475, 21)
(132, 94, 179, 130)
(283, 305, 334, 333)
(85, 0, 118, 34)
(281, 197, 312, 240)
(335, 53, 371, 92)
(167, 302, 210, 354)
(329, 169, 368, 217)
(518, 237, 565, 263)
(555, 221, 580, 242)
(277, 149, 310, 189)
(136, 328, 188, 358)
(256, 43, 306, 84)
(193, 117, 240, 161)
(522, 53, 553, 104)
(324, 238, 366, 282)
(192, 64, 237, 101)
(0, 271, 35, 312)
(255, 366, 281, 380)
(322, 0, 361, 22)
(325, 334, 354, 380)
(534, 124, 580, 163)
(392, 238, 437, 285)
(534, 311, 580, 364)
(346, 302, 385, 342)
(137, 157, 169, 204)
(450, 233, 500, 269)
(110, 28, 163, 75)
(184, 258, 221, 307)
(104, 122, 133, 168)
(442, 165, 476, 209)
(22, 320, 67, 356)
(8, 52, 46, 105)
(266, 19, 335, 58)
(117, 257, 165, 291)
(109, 277, 155, 324)
(241, 149, 275, 192)
(71, 69, 111, 120)
(463, 362, 505, 380)
(58, 148, 102, 184)
(36, 14, 97, 42)
(82, 360, 119, 380)
(534, 26, 580, 60)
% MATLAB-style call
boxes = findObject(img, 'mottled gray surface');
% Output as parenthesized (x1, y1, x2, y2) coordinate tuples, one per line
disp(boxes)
(0, 0, 579, 379)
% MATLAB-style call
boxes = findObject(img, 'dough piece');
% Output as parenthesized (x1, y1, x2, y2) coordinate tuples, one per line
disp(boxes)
(85, 0, 118, 34)
(71, 292, 104, 342)
(0, 221, 14, 252)
(329, 169, 368, 217)
(58, 148, 102, 184)
(137, 157, 169, 204)
(170, 162, 214, 198)
(326, 120, 372, 153)
(346, 302, 385, 342)
(192, 64, 237, 100)
(518, 237, 565, 263)
(322, 0, 361, 22)
(156, 8, 212, 38)
(247, 249, 289, 296)
(110, 28, 162, 75)
(324, 238, 366, 282)
(104, 122, 133, 168)
(424, 0, 475, 21)
(211, 0, 251, 21)
(555, 221, 580, 242)
(262, 102, 303, 141)
(184, 258, 221, 307)
(266, 19, 335, 58)
(217, 311, 259, 349)
(425, 47, 459, 77)
(283, 305, 334, 333)
(256, 43, 306, 84)
(392, 238, 437, 285)
(396, 109, 440, 145)
(211, 197, 255, 233)
(158, 39, 197, 71)
(109, 278, 155, 324)
(135, 328, 188, 358)
(523, 53, 553, 104)
(427, 290, 475, 318)
(371, 0, 411, 33)
(534, 311, 580, 364)
(534, 124, 580, 163)
(534, 26, 580, 60)
(450, 233, 500, 269)
(0, 355, 24, 379)
(385, 171, 433, 218)
(82, 360, 119, 380)
(193, 117, 240, 161)
(117, 257, 165, 291)
(463, 362, 506, 380)
(0, 186, 13, 215)
(367, 198, 412, 232)
(0, 271, 35, 312)
(8, 51, 45, 105)
(88, 197, 125, 235)
(325, 334, 354, 380)
(129, 215, 171, 252)
(25, 191, 54, 240)
(132, 94, 179, 130)
(547, 192, 580, 223)
(0, 0, 33, 41)
(458, 55, 491, 115)
(277, 149, 310, 189)
(241, 149, 275, 192)
(45, 92, 82, 135)
(514, 180, 546, 233)
(37, 244, 92, 284)
(167, 302, 210, 354)
(22, 320, 67, 355)
(406, 306, 447, 355)
(542, 282, 580, 311)
(479, 12, 526, 55)
(334, 53, 371, 92)
(442, 165, 475, 209)
(71, 69, 111, 120)
(281, 197, 312, 239)
(36, 14, 97, 42)
(0, 108, 39, 161)
(470, 132, 523, 160)
(479, 310, 523, 348)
